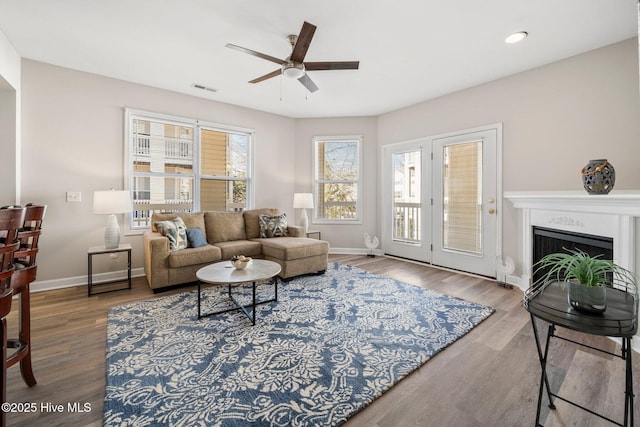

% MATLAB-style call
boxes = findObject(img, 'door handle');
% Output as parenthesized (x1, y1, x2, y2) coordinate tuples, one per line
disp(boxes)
(488, 208, 496, 214)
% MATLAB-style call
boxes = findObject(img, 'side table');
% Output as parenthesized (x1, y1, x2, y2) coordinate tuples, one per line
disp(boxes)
(524, 280, 638, 426)
(87, 244, 132, 296)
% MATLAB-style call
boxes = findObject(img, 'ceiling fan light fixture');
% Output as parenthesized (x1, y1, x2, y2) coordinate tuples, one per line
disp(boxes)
(282, 62, 305, 79)
(505, 31, 528, 44)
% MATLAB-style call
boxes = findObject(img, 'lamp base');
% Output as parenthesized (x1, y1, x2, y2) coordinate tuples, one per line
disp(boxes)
(104, 214, 121, 249)
(300, 208, 309, 233)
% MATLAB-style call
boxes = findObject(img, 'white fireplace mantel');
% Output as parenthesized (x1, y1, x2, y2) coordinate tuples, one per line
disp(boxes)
(504, 190, 640, 216)
(504, 190, 640, 290)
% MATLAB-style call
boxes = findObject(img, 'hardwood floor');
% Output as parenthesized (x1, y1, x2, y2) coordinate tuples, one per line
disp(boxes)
(4, 254, 639, 426)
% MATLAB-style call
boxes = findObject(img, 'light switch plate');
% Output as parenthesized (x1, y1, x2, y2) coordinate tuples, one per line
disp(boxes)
(66, 191, 82, 202)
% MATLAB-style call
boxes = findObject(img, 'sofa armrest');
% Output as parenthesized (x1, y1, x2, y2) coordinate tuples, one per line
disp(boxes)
(287, 225, 305, 238)
(143, 230, 171, 289)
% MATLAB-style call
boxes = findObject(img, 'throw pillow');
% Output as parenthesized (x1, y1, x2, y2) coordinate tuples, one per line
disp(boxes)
(258, 213, 289, 238)
(154, 217, 188, 251)
(186, 228, 208, 248)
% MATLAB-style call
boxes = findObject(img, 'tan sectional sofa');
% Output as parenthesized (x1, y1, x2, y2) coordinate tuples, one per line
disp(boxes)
(143, 208, 329, 291)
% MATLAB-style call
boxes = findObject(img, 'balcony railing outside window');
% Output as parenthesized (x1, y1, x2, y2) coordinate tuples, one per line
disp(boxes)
(131, 200, 193, 228)
(134, 136, 193, 164)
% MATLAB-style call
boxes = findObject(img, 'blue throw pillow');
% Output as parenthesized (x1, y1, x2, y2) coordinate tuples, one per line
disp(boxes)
(186, 228, 208, 248)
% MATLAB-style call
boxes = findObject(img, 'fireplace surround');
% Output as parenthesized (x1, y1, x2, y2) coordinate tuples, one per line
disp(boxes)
(531, 226, 614, 283)
(504, 190, 640, 291)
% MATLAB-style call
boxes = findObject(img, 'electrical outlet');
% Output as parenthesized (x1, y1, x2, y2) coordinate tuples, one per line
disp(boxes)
(66, 191, 82, 202)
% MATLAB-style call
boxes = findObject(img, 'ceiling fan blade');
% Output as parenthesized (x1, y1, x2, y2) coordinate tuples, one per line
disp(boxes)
(298, 73, 319, 93)
(290, 21, 317, 63)
(249, 69, 282, 84)
(304, 61, 360, 71)
(225, 43, 286, 66)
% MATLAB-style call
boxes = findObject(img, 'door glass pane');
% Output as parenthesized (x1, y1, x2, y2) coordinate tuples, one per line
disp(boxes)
(442, 141, 482, 254)
(392, 150, 421, 243)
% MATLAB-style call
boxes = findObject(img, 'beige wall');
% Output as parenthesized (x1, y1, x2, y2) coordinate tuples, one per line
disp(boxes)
(377, 37, 640, 277)
(0, 29, 20, 203)
(20, 60, 296, 284)
(294, 117, 378, 250)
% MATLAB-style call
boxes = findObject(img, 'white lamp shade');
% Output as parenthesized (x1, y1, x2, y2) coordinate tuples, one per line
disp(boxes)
(93, 190, 132, 214)
(293, 193, 314, 209)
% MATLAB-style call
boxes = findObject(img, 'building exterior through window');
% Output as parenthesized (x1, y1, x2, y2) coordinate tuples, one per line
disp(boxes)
(126, 109, 253, 230)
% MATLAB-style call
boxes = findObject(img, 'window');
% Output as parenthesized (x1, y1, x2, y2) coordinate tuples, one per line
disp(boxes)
(199, 127, 249, 212)
(313, 136, 362, 223)
(126, 109, 253, 231)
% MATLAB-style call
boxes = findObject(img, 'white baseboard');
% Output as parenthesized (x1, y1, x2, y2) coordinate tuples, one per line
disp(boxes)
(506, 274, 529, 292)
(31, 268, 145, 293)
(329, 247, 384, 256)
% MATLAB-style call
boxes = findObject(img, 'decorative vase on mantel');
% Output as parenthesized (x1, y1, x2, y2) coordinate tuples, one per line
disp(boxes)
(567, 280, 607, 314)
(581, 159, 615, 194)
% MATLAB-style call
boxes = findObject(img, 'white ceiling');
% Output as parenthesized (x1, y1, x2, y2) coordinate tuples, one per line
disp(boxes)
(0, 0, 637, 118)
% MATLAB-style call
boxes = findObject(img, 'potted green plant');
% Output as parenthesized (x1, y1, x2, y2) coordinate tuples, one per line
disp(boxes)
(533, 248, 637, 314)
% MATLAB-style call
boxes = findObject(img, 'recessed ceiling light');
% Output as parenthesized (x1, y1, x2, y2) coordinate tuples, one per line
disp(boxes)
(505, 31, 528, 44)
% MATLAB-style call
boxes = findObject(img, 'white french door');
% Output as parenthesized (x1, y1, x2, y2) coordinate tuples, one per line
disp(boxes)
(382, 140, 431, 262)
(382, 125, 501, 278)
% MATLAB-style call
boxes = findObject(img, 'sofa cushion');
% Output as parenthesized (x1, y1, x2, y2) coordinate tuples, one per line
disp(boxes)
(214, 240, 262, 260)
(243, 208, 280, 239)
(259, 213, 289, 238)
(186, 228, 208, 248)
(168, 245, 222, 268)
(256, 237, 329, 261)
(154, 217, 188, 251)
(205, 211, 246, 243)
(151, 212, 206, 236)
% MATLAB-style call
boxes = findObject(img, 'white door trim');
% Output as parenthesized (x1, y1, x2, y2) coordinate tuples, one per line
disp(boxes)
(380, 123, 503, 277)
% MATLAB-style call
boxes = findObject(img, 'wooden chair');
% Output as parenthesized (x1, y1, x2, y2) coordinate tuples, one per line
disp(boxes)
(0, 288, 12, 427)
(5, 204, 45, 387)
(0, 207, 26, 427)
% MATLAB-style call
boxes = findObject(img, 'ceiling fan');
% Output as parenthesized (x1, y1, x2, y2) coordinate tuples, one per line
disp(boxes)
(226, 21, 359, 93)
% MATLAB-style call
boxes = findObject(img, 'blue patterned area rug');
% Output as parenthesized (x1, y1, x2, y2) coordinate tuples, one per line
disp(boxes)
(104, 262, 493, 426)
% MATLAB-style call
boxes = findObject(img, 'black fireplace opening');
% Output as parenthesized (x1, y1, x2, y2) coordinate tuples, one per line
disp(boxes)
(532, 226, 613, 284)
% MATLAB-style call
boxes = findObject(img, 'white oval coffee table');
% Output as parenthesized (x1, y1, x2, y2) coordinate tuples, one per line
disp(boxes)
(196, 259, 281, 325)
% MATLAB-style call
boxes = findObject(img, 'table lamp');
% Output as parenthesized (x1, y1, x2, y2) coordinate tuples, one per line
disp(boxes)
(293, 193, 314, 232)
(93, 189, 132, 249)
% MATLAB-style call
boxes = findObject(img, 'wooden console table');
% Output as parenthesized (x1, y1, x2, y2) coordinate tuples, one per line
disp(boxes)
(524, 280, 637, 426)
